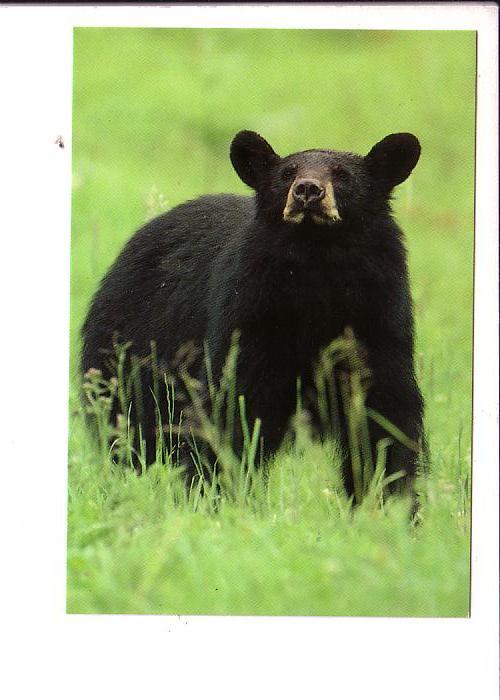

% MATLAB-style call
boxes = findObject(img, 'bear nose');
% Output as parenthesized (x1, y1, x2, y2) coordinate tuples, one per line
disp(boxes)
(292, 178, 325, 206)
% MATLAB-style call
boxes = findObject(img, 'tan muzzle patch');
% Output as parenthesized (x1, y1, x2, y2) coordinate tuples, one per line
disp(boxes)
(283, 186, 305, 224)
(283, 180, 341, 225)
(321, 181, 341, 224)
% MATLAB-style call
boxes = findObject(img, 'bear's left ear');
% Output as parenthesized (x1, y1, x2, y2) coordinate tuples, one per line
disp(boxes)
(364, 133, 421, 190)
(230, 131, 279, 189)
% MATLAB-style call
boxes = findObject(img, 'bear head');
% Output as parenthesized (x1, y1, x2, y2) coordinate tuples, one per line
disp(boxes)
(230, 130, 421, 228)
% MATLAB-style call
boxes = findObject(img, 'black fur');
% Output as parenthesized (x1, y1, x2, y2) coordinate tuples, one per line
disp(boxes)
(82, 131, 424, 497)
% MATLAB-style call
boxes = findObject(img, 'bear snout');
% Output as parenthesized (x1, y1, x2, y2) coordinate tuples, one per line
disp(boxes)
(283, 178, 341, 225)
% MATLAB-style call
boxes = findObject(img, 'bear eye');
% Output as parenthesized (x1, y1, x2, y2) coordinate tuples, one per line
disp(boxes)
(282, 164, 298, 181)
(331, 165, 349, 181)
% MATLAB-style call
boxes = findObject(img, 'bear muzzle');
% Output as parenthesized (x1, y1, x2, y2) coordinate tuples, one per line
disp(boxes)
(283, 179, 341, 226)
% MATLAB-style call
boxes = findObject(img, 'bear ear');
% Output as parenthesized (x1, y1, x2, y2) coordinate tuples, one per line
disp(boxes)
(364, 133, 421, 190)
(230, 131, 279, 189)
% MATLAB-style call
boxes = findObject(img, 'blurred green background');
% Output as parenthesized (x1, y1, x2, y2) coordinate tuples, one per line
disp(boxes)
(69, 28, 475, 615)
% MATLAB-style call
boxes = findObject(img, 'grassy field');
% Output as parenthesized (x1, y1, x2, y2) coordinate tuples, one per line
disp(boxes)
(68, 28, 475, 615)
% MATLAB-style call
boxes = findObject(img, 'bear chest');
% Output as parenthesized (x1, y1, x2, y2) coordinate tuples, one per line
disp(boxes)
(238, 248, 390, 357)
(283, 257, 377, 330)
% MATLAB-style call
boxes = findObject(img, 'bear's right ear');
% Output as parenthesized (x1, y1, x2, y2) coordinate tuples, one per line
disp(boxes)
(230, 131, 279, 189)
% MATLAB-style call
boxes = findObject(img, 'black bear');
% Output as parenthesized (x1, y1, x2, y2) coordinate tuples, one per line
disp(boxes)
(81, 130, 424, 500)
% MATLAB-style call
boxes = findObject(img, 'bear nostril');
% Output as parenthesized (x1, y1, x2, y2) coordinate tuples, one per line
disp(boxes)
(293, 179, 325, 205)
(308, 183, 325, 200)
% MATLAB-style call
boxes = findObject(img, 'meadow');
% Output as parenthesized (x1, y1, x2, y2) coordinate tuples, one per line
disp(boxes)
(68, 28, 475, 615)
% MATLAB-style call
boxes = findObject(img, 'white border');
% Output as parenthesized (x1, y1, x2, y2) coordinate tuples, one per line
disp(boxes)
(0, 4, 497, 699)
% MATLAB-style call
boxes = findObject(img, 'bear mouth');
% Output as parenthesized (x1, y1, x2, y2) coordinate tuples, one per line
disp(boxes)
(283, 204, 341, 226)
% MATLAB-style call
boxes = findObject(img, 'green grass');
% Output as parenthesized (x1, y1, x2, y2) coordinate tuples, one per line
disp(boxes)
(68, 28, 475, 616)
